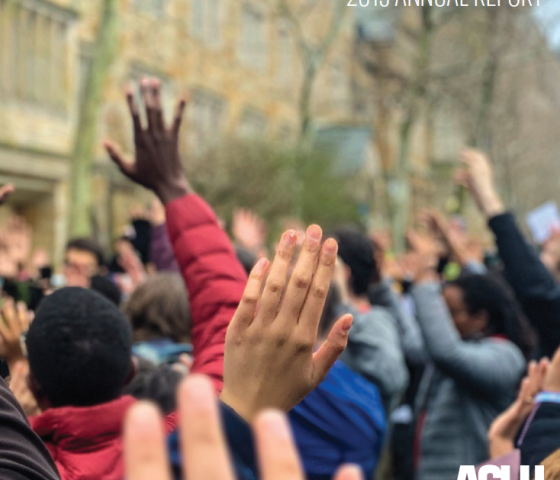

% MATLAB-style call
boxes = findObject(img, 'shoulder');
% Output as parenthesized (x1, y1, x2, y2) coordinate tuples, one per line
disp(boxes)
(479, 337, 526, 368)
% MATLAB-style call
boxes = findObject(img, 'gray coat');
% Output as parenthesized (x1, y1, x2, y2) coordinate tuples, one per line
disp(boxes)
(410, 283, 526, 480)
(337, 304, 409, 414)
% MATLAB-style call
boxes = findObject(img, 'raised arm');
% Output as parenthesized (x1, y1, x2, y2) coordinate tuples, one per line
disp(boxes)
(165, 194, 246, 387)
(105, 79, 246, 394)
(411, 282, 525, 396)
(405, 228, 525, 396)
(457, 149, 560, 356)
(149, 197, 180, 273)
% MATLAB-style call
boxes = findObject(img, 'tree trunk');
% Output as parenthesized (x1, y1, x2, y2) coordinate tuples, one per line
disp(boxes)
(69, 0, 119, 237)
(390, 6, 434, 253)
(299, 62, 318, 145)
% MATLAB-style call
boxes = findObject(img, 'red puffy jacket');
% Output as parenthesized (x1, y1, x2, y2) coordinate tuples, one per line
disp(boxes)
(30, 194, 247, 480)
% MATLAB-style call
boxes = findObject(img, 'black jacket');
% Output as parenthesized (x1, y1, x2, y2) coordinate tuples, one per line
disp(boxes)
(489, 213, 560, 357)
(0, 376, 60, 479)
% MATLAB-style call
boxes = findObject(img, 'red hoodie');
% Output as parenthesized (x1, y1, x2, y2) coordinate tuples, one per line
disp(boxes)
(29, 194, 247, 480)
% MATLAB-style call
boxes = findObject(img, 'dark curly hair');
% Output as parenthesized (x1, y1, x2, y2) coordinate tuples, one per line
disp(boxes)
(26, 287, 132, 407)
(447, 273, 536, 360)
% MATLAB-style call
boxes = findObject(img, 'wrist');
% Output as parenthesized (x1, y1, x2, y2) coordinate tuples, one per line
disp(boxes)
(7, 356, 26, 374)
(220, 389, 255, 423)
(477, 187, 504, 219)
(155, 179, 192, 205)
(416, 269, 439, 284)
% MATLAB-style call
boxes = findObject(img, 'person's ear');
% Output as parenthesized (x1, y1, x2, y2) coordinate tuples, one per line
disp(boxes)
(125, 356, 139, 386)
(27, 370, 51, 411)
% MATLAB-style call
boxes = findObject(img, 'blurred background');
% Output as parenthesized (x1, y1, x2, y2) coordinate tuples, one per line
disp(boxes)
(1, 0, 560, 267)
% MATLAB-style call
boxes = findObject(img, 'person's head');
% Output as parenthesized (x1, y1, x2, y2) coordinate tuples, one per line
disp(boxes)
(65, 238, 105, 279)
(443, 273, 535, 358)
(26, 287, 133, 409)
(123, 360, 182, 415)
(124, 273, 191, 344)
(317, 282, 342, 340)
(235, 246, 257, 276)
(331, 227, 378, 296)
(90, 274, 122, 307)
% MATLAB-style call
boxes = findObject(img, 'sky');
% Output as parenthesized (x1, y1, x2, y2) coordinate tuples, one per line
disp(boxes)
(533, 0, 560, 49)
(359, 1, 560, 50)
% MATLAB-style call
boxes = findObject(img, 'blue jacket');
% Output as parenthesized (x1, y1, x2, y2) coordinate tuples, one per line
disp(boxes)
(169, 361, 386, 480)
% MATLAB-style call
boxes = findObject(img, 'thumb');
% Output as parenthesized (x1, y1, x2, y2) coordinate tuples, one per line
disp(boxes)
(312, 314, 352, 385)
(104, 140, 133, 175)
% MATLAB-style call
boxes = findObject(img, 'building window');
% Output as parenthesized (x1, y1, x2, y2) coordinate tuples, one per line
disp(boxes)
(276, 20, 292, 86)
(238, 4, 266, 71)
(0, 0, 73, 112)
(238, 108, 267, 138)
(132, 0, 165, 17)
(187, 90, 227, 155)
(190, 0, 222, 46)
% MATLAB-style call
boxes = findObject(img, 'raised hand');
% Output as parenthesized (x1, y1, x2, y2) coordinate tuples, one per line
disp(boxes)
(221, 225, 353, 422)
(403, 229, 440, 283)
(488, 358, 549, 458)
(9, 361, 41, 417)
(149, 197, 167, 227)
(4, 216, 32, 267)
(116, 241, 147, 293)
(0, 185, 14, 205)
(420, 210, 480, 266)
(124, 375, 363, 480)
(455, 148, 505, 219)
(104, 79, 191, 205)
(0, 238, 18, 279)
(232, 208, 268, 255)
(0, 298, 32, 371)
(543, 344, 560, 394)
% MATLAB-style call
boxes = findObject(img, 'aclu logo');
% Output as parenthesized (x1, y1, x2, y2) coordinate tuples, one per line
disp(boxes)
(458, 465, 544, 480)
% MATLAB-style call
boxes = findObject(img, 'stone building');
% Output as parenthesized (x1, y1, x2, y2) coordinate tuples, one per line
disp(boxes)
(0, 0, 362, 266)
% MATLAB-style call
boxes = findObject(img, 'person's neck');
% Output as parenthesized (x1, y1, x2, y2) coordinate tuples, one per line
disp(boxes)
(348, 293, 371, 311)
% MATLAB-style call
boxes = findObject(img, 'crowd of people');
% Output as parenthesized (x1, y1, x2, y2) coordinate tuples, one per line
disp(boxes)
(1, 78, 560, 480)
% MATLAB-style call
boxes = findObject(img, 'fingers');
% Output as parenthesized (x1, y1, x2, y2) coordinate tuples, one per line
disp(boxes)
(230, 258, 270, 330)
(532, 358, 549, 394)
(255, 410, 305, 480)
(297, 238, 338, 339)
(179, 375, 236, 480)
(124, 402, 172, 480)
(150, 79, 165, 133)
(172, 96, 187, 136)
(0, 185, 14, 205)
(279, 226, 323, 325)
(1, 298, 19, 340)
(104, 140, 134, 176)
(126, 87, 143, 136)
(9, 361, 25, 391)
(256, 230, 297, 325)
(311, 314, 352, 385)
(334, 465, 365, 480)
(16, 302, 30, 333)
(140, 79, 159, 134)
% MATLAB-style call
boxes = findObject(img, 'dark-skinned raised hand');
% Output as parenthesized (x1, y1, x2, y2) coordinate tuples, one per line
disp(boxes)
(104, 78, 191, 205)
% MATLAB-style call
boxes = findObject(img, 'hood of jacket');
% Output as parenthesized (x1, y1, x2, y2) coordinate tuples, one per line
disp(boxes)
(29, 395, 136, 480)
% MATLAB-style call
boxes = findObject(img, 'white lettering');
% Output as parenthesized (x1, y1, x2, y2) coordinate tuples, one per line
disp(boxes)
(458, 466, 477, 480)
